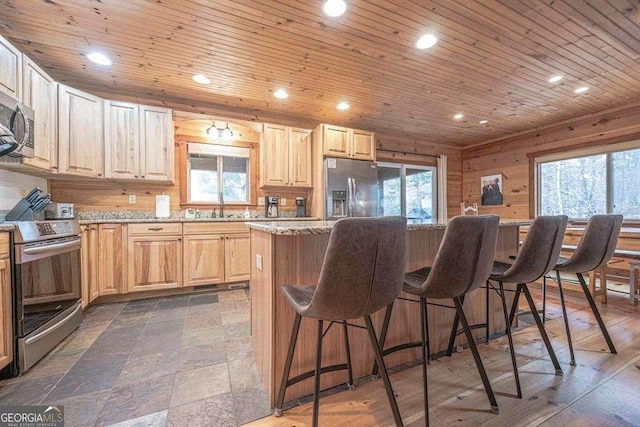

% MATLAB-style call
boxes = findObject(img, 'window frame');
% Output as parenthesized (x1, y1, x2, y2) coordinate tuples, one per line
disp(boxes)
(377, 161, 437, 220)
(178, 135, 257, 208)
(534, 138, 640, 221)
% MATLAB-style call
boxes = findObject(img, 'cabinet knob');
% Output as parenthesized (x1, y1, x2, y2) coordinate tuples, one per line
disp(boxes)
(141, 175, 146, 178)
(134, 175, 138, 178)
(97, 173, 103, 177)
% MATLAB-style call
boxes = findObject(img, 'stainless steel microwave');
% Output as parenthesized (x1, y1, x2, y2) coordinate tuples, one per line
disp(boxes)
(0, 91, 34, 158)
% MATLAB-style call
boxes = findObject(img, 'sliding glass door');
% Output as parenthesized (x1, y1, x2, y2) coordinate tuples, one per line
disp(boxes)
(377, 163, 437, 222)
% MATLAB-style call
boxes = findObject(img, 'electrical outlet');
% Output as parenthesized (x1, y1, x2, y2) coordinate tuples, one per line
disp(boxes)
(129, 194, 136, 204)
(280, 197, 287, 206)
(256, 254, 263, 271)
(257, 197, 265, 206)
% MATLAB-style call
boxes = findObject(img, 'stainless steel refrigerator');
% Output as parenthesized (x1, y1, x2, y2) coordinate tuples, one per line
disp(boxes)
(325, 158, 378, 219)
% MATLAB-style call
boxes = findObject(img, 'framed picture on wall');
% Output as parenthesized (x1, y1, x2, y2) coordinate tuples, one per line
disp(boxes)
(481, 174, 503, 206)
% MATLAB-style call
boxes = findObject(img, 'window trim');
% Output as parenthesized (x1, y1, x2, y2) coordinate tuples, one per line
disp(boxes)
(377, 161, 437, 219)
(178, 135, 257, 208)
(534, 138, 640, 220)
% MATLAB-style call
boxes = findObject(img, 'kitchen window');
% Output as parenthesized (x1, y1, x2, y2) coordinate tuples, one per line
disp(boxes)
(377, 162, 437, 222)
(187, 142, 250, 204)
(537, 142, 640, 219)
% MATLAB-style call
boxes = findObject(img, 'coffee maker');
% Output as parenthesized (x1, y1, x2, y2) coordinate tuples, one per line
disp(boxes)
(265, 196, 279, 218)
(295, 197, 306, 218)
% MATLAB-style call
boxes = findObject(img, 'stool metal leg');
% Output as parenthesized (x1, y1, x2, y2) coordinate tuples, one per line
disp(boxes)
(342, 321, 355, 390)
(446, 295, 464, 356)
(542, 275, 547, 324)
(498, 281, 521, 398)
(485, 284, 491, 342)
(364, 315, 404, 426)
(507, 284, 522, 329)
(371, 302, 394, 377)
(555, 270, 576, 366)
(520, 284, 563, 376)
(420, 297, 430, 426)
(312, 320, 324, 427)
(274, 313, 302, 416)
(453, 297, 499, 414)
(577, 272, 617, 354)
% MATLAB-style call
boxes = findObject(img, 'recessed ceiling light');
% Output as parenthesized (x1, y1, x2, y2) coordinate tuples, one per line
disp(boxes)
(453, 113, 464, 120)
(274, 89, 289, 99)
(86, 52, 112, 66)
(548, 75, 563, 83)
(416, 34, 438, 50)
(192, 74, 211, 84)
(574, 86, 589, 94)
(337, 101, 350, 110)
(479, 120, 488, 124)
(322, 0, 347, 17)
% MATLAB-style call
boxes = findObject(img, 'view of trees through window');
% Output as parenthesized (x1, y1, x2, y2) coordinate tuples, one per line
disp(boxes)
(377, 164, 435, 222)
(539, 146, 640, 219)
(188, 152, 249, 203)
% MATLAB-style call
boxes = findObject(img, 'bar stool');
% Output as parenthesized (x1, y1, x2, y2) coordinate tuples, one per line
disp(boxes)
(274, 216, 407, 427)
(374, 215, 501, 425)
(551, 214, 622, 366)
(489, 215, 568, 399)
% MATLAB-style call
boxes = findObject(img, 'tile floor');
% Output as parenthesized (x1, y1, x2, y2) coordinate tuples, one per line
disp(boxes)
(0, 289, 271, 427)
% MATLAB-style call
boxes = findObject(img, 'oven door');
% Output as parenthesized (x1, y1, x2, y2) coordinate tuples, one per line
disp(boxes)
(14, 236, 81, 337)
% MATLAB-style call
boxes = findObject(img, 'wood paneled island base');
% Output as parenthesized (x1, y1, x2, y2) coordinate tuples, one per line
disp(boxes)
(248, 220, 526, 406)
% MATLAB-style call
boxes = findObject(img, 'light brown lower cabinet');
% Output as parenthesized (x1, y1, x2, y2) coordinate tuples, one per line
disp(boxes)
(81, 225, 99, 307)
(98, 224, 125, 296)
(127, 235, 182, 292)
(0, 235, 13, 370)
(183, 232, 250, 286)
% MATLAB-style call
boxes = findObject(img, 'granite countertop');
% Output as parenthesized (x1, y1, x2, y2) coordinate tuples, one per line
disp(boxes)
(78, 217, 320, 225)
(246, 219, 532, 236)
(0, 224, 16, 231)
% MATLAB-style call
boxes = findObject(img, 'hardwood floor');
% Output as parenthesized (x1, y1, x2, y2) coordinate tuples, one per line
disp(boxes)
(245, 284, 640, 426)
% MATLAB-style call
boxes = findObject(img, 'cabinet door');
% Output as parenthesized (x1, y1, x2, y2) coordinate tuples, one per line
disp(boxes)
(261, 124, 289, 186)
(22, 56, 57, 172)
(224, 233, 250, 283)
(0, 259, 12, 371)
(288, 127, 312, 188)
(104, 101, 140, 180)
(351, 129, 375, 161)
(0, 35, 22, 100)
(58, 85, 104, 177)
(97, 224, 124, 296)
(183, 234, 225, 286)
(127, 236, 182, 292)
(139, 105, 174, 182)
(81, 225, 99, 308)
(322, 125, 350, 158)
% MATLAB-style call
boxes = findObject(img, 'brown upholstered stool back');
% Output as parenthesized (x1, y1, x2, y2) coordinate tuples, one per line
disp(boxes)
(496, 215, 568, 284)
(303, 216, 407, 320)
(556, 215, 623, 273)
(419, 215, 499, 299)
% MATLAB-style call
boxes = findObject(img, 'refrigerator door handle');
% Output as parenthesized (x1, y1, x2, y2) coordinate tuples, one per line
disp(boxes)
(347, 178, 352, 217)
(352, 178, 358, 216)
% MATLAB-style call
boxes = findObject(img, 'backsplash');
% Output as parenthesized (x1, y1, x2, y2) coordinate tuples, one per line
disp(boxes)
(0, 169, 47, 211)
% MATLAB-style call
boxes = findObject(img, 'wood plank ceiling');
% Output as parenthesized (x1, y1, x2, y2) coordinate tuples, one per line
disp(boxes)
(1, 0, 639, 147)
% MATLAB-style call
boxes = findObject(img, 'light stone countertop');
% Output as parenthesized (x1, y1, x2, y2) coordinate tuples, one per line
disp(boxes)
(246, 219, 532, 236)
(78, 217, 320, 225)
(0, 224, 16, 231)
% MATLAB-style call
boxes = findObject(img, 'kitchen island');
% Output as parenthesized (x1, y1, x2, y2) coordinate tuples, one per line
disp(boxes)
(247, 219, 528, 406)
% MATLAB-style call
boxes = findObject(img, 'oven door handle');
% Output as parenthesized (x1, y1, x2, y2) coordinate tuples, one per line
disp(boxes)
(17, 239, 81, 263)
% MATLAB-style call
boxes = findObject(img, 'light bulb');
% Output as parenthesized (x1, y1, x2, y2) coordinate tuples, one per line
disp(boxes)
(322, 0, 347, 17)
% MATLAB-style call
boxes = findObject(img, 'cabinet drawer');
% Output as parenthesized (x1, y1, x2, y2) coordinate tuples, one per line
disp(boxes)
(128, 223, 182, 236)
(0, 233, 9, 259)
(183, 222, 248, 235)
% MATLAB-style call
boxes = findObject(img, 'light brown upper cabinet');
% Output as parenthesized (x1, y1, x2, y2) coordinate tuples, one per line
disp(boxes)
(104, 102, 174, 182)
(316, 124, 375, 161)
(0, 35, 22, 100)
(260, 124, 312, 187)
(58, 85, 104, 178)
(21, 56, 57, 173)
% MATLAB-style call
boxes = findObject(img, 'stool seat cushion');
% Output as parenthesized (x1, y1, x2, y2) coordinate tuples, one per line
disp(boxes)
(404, 267, 432, 295)
(490, 260, 512, 279)
(281, 284, 316, 315)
